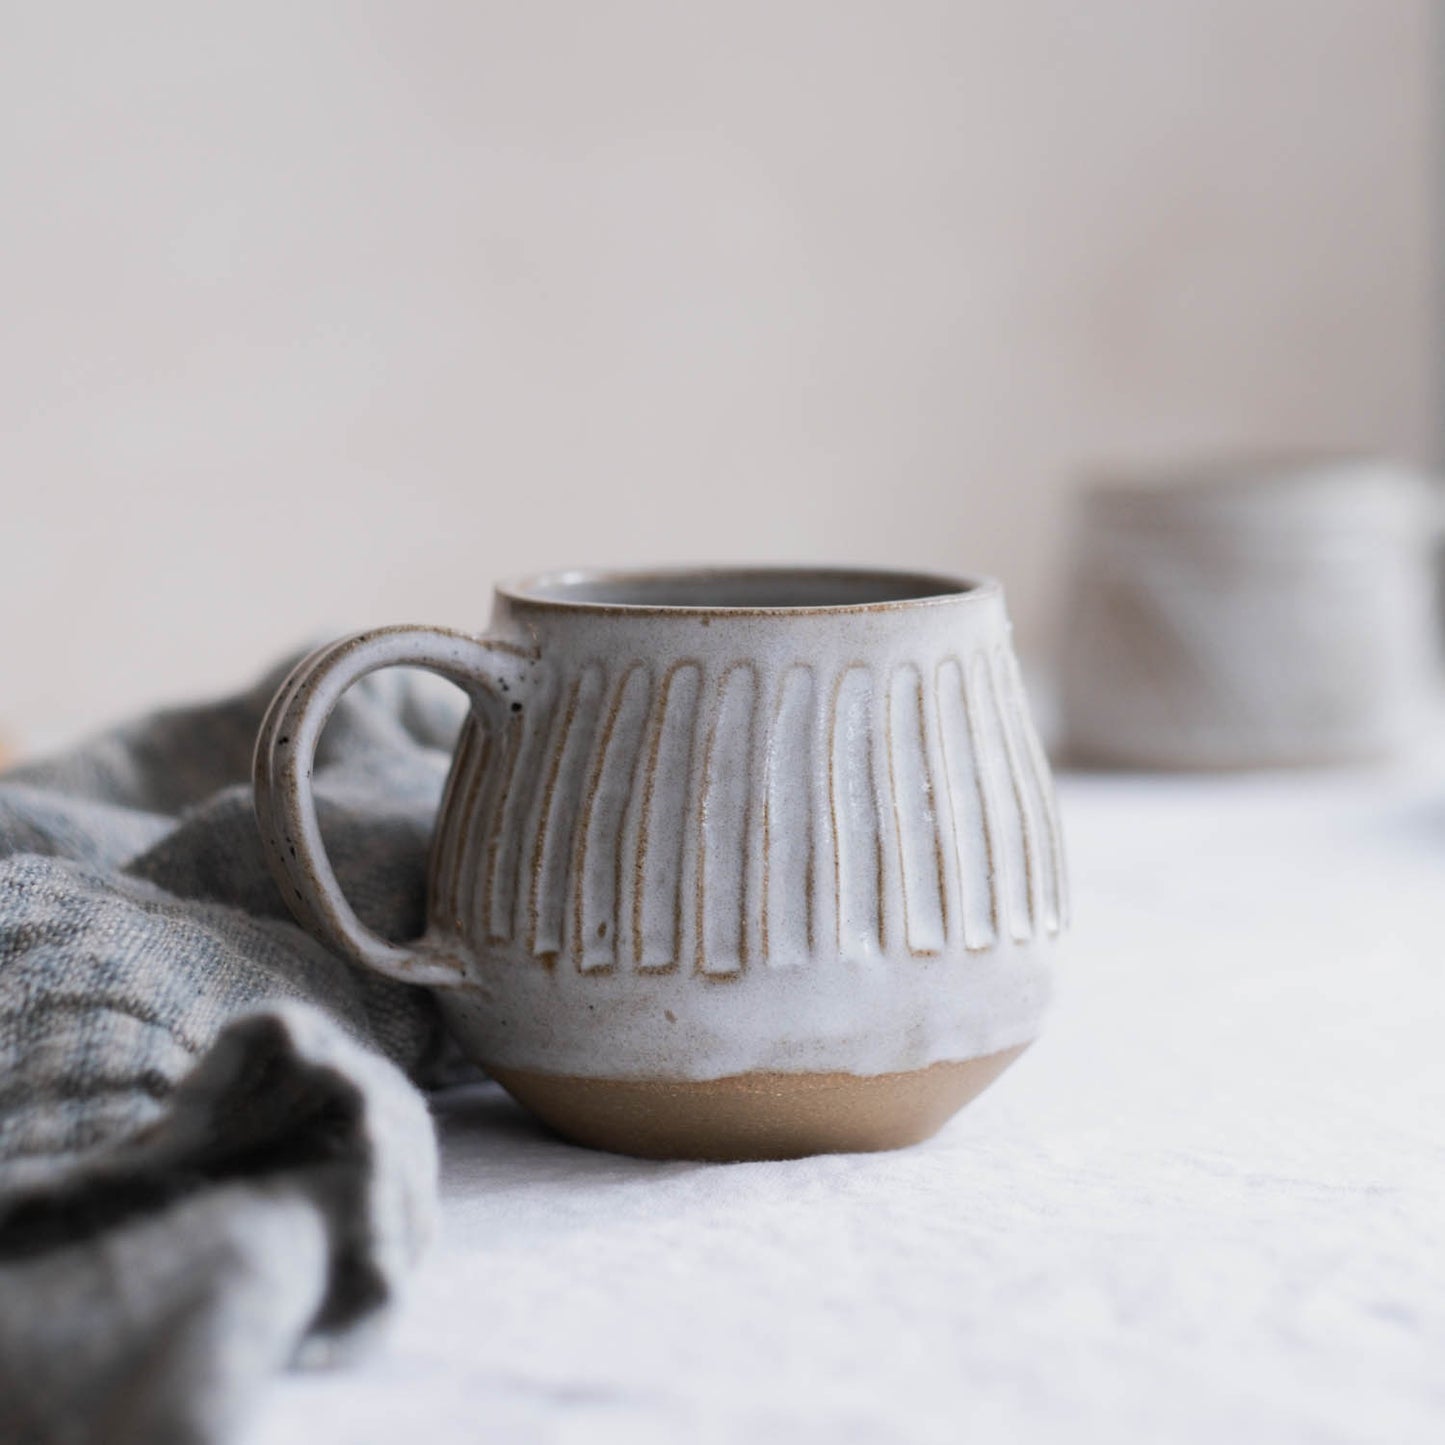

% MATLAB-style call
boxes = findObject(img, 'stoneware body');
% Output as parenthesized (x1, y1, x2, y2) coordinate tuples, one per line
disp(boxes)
(1060, 460, 1444, 770)
(254, 566, 1068, 1160)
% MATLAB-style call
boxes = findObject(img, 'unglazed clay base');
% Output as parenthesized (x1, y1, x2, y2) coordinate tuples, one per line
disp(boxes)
(488, 1044, 1028, 1162)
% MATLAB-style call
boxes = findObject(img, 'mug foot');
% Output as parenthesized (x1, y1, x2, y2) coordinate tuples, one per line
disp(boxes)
(487, 1045, 1028, 1162)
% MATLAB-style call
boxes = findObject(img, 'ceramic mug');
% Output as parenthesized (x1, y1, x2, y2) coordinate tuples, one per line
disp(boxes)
(1059, 459, 1444, 769)
(254, 566, 1068, 1160)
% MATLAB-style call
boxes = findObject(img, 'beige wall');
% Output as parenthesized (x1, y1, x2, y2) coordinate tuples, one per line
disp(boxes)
(1, 1, 1435, 746)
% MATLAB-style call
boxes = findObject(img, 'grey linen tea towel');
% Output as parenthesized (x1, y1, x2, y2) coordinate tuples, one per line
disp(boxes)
(0, 657, 472, 1444)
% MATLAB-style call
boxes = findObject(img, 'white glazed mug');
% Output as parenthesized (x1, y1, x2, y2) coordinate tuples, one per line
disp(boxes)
(254, 566, 1068, 1159)
(1059, 459, 1444, 769)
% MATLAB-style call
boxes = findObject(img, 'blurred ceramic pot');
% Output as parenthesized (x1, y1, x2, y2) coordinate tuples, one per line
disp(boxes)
(254, 566, 1068, 1161)
(1059, 458, 1443, 769)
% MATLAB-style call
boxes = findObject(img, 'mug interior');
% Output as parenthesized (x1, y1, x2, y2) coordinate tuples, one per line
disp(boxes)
(503, 566, 980, 612)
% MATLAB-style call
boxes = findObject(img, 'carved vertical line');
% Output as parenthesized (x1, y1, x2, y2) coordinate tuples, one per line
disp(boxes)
(525, 664, 604, 959)
(541, 663, 605, 958)
(929, 659, 965, 950)
(570, 664, 651, 971)
(830, 665, 884, 961)
(449, 724, 499, 948)
(478, 718, 524, 942)
(693, 687, 716, 976)
(695, 662, 757, 976)
(452, 731, 490, 925)
(427, 721, 464, 920)
(871, 673, 894, 958)
(939, 655, 1000, 950)
(632, 661, 702, 972)
(525, 675, 580, 957)
(1002, 649, 1067, 933)
(884, 669, 908, 953)
(827, 667, 846, 956)
(919, 671, 950, 945)
(613, 684, 649, 968)
(760, 664, 815, 966)
(610, 673, 653, 964)
(454, 708, 517, 948)
(760, 695, 772, 965)
(504, 670, 561, 946)
(428, 720, 480, 928)
(570, 665, 631, 970)
(632, 676, 666, 967)
(988, 648, 1042, 935)
(675, 665, 707, 978)
(968, 653, 1030, 941)
(963, 656, 1004, 940)
(886, 664, 947, 956)
(743, 671, 770, 972)
(809, 680, 833, 957)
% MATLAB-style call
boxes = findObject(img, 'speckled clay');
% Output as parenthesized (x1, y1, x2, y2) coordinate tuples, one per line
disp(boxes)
(253, 567, 1068, 1160)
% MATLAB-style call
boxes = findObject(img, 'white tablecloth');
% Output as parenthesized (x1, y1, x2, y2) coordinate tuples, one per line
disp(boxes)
(251, 757, 1445, 1445)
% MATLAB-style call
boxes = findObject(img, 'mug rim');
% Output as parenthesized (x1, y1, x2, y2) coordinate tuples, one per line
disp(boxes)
(495, 564, 1000, 617)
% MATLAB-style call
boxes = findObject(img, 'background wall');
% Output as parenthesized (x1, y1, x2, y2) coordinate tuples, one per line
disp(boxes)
(1, 1, 1435, 747)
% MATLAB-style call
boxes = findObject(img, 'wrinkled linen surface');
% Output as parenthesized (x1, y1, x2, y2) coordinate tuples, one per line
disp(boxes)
(253, 752, 1445, 1445)
(0, 660, 466, 1444)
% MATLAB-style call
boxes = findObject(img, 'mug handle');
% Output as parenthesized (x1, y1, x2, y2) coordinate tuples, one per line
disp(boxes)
(253, 625, 535, 988)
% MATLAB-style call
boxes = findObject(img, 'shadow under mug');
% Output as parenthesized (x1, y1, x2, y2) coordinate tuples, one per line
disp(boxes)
(254, 565, 1068, 1160)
